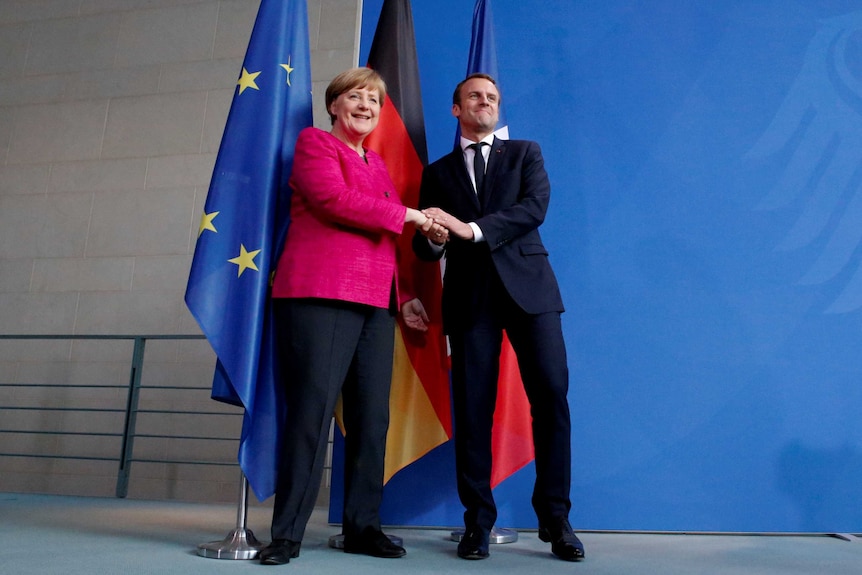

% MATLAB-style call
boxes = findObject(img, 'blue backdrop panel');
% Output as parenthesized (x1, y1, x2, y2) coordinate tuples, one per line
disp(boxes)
(333, 0, 862, 532)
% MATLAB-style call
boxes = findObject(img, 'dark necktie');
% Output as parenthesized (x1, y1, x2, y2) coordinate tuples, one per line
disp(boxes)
(469, 142, 488, 203)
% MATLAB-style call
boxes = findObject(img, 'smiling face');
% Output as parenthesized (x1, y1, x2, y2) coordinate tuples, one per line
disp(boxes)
(329, 86, 381, 145)
(452, 77, 500, 140)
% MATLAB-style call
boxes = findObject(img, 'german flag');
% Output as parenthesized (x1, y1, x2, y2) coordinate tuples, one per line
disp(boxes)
(363, 0, 453, 484)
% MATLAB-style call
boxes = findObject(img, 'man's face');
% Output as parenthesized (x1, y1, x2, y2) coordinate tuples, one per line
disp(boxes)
(452, 77, 500, 135)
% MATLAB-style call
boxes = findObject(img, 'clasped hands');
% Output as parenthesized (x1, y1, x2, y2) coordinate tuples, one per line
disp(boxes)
(415, 207, 472, 244)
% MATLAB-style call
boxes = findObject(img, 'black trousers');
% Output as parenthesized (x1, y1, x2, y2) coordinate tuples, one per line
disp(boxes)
(448, 276, 572, 532)
(270, 298, 395, 542)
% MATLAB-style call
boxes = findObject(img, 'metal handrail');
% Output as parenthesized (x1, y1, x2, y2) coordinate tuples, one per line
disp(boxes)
(0, 334, 244, 498)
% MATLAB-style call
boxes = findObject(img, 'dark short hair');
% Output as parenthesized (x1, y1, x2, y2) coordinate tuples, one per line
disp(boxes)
(325, 68, 387, 125)
(452, 73, 499, 106)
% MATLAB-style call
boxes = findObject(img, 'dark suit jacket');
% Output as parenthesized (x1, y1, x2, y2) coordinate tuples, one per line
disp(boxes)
(413, 137, 564, 332)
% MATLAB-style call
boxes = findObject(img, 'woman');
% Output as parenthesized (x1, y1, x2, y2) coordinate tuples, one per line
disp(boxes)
(258, 68, 445, 566)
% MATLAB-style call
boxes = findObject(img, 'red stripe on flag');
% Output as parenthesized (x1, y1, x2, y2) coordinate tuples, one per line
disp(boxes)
(491, 332, 534, 488)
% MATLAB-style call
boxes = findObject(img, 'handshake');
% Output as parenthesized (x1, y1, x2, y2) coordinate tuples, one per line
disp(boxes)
(406, 207, 473, 244)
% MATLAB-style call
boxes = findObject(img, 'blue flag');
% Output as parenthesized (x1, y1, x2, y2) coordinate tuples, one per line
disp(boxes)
(465, 0, 538, 489)
(184, 0, 313, 501)
(458, 0, 509, 142)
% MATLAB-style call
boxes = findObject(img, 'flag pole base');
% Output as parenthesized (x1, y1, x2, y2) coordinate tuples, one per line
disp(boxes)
(450, 526, 518, 544)
(328, 533, 404, 549)
(197, 471, 266, 559)
(197, 527, 265, 559)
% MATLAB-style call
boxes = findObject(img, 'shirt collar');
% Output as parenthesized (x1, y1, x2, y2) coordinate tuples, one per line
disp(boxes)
(460, 134, 495, 152)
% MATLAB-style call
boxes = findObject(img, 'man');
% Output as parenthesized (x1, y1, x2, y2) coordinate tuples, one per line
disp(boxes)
(413, 73, 583, 562)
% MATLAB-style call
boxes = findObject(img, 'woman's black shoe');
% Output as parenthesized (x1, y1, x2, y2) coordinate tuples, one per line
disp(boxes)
(343, 527, 406, 558)
(259, 539, 301, 565)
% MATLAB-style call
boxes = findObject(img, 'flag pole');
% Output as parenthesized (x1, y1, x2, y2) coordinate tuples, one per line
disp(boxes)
(197, 470, 265, 559)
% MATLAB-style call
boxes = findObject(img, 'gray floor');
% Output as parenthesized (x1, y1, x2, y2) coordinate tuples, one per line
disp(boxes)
(2, 492, 861, 575)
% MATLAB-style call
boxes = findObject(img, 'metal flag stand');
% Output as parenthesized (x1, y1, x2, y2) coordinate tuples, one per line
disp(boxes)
(197, 470, 266, 559)
(450, 526, 518, 544)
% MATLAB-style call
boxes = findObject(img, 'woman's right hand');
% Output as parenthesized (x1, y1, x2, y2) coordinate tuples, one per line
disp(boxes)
(405, 207, 428, 225)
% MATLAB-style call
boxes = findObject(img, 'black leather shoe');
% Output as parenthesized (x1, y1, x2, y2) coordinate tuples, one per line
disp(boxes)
(259, 539, 301, 565)
(538, 518, 585, 561)
(343, 527, 406, 558)
(457, 527, 490, 560)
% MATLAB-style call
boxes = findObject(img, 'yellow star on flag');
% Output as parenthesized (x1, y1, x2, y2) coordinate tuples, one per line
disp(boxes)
(237, 67, 261, 94)
(228, 244, 261, 277)
(280, 57, 295, 86)
(198, 211, 219, 237)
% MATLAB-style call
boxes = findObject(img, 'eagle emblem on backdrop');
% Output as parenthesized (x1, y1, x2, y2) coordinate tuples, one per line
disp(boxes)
(746, 13, 862, 314)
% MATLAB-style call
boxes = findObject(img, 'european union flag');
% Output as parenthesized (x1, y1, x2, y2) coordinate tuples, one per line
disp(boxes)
(184, 0, 313, 501)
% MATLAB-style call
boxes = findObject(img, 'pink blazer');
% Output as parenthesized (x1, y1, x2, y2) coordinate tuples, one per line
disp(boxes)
(271, 127, 409, 309)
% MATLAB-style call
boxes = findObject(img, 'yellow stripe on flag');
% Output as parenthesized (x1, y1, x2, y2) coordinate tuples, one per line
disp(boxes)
(384, 324, 449, 484)
(333, 324, 450, 484)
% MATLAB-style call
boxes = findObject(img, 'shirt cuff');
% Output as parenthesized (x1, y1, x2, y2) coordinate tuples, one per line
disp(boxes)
(469, 222, 485, 243)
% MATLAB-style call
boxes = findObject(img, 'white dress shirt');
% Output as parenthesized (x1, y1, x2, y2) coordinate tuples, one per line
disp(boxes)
(460, 135, 494, 243)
